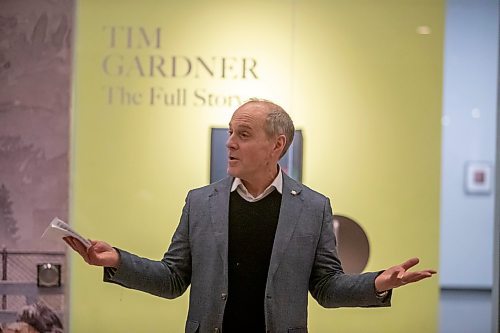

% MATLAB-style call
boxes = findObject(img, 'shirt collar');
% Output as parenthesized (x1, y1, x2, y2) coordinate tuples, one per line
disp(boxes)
(231, 166, 283, 202)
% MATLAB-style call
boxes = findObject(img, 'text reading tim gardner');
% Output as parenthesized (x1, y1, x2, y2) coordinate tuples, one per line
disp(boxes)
(99, 26, 259, 108)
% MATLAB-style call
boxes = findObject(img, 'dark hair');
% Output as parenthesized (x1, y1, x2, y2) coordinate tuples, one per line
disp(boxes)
(17, 302, 63, 333)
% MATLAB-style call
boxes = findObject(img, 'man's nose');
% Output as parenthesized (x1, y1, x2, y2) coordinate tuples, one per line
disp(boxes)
(226, 134, 237, 149)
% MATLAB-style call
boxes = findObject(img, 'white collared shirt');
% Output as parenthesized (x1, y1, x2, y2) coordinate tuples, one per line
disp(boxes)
(231, 167, 283, 202)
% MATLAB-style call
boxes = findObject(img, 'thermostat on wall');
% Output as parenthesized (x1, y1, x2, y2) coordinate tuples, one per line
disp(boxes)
(465, 161, 493, 195)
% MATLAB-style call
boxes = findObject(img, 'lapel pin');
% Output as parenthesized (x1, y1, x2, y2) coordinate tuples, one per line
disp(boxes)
(291, 190, 297, 196)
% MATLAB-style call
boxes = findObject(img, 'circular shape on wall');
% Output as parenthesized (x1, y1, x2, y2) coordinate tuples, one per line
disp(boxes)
(333, 215, 370, 274)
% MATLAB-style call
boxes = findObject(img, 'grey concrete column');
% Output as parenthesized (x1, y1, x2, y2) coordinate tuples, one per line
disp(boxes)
(493, 4, 500, 329)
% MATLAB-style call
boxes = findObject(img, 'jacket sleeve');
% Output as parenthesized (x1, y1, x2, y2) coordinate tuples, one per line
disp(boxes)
(102, 192, 193, 299)
(308, 197, 392, 308)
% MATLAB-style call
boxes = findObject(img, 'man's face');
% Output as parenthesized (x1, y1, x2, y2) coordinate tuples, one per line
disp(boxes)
(226, 103, 278, 182)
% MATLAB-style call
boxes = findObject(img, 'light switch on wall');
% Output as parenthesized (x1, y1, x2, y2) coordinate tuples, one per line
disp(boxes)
(465, 162, 493, 195)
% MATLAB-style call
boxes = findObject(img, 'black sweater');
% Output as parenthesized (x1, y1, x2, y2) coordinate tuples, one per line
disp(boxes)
(222, 190, 282, 333)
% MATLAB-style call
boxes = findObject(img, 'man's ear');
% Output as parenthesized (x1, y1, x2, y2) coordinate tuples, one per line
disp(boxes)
(274, 134, 286, 157)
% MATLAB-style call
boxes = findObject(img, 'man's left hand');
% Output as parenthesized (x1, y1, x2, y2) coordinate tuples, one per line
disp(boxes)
(374, 257, 437, 292)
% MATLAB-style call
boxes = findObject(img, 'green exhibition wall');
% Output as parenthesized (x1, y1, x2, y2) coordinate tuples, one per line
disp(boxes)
(70, 0, 443, 332)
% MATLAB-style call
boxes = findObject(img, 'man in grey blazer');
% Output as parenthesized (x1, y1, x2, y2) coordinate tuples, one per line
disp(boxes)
(66, 99, 436, 333)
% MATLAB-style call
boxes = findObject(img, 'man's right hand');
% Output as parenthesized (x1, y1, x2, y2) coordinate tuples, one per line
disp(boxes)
(64, 237, 120, 268)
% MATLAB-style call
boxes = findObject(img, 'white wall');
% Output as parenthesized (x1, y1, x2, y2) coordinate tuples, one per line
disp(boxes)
(440, 0, 498, 289)
(439, 0, 499, 332)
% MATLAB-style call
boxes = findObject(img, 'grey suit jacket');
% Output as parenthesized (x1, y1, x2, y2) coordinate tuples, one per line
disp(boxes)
(105, 174, 391, 333)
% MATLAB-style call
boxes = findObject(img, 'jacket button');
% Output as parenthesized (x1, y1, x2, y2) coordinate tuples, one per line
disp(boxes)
(221, 293, 227, 300)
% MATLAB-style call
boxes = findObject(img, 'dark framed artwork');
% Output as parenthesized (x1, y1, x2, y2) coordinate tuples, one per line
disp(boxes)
(210, 128, 303, 183)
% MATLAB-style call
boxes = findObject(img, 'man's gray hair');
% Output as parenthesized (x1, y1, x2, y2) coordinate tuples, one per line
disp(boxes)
(243, 98, 295, 158)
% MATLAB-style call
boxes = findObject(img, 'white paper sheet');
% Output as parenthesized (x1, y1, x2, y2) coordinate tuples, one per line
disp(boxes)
(41, 217, 92, 249)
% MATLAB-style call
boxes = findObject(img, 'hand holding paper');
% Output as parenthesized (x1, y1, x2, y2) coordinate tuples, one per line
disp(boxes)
(64, 237, 120, 268)
(42, 217, 92, 249)
(42, 217, 120, 268)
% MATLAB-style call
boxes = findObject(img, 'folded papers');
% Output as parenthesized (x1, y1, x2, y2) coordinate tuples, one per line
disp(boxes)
(41, 217, 91, 249)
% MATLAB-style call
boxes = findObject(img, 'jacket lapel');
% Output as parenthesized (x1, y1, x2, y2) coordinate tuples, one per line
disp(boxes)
(209, 175, 305, 285)
(209, 177, 232, 277)
(267, 173, 304, 282)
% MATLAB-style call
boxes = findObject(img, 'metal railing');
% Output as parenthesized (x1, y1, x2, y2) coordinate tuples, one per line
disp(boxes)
(0, 247, 65, 324)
